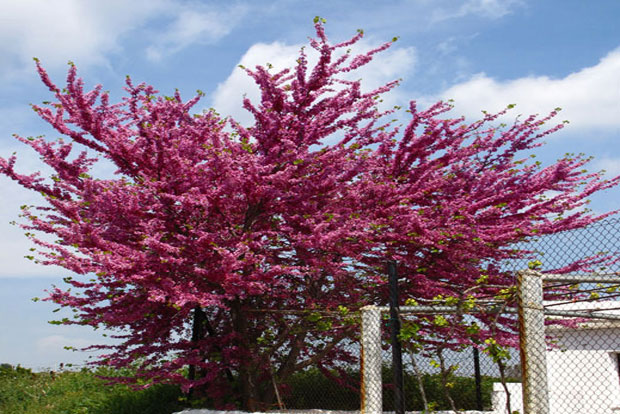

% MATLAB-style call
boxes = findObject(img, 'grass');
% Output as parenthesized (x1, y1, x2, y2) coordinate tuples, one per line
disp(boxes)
(1, 363, 511, 413)
(0, 364, 185, 414)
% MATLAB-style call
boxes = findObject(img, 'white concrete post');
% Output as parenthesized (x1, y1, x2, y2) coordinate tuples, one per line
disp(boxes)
(361, 305, 382, 414)
(518, 270, 550, 414)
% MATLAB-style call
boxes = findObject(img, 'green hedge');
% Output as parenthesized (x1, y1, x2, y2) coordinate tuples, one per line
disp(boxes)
(283, 366, 516, 411)
(1, 363, 516, 413)
(0, 364, 183, 414)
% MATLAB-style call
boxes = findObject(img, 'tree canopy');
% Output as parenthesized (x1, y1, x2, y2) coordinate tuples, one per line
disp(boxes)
(1, 21, 618, 410)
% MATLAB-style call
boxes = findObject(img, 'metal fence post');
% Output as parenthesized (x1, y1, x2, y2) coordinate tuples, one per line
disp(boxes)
(361, 305, 382, 414)
(473, 347, 483, 411)
(518, 270, 549, 414)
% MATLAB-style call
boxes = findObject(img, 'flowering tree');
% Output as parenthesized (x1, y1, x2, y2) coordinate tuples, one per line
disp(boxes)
(1, 21, 618, 410)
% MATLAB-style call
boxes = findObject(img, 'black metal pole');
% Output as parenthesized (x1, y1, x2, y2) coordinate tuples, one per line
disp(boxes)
(473, 347, 483, 410)
(388, 261, 405, 414)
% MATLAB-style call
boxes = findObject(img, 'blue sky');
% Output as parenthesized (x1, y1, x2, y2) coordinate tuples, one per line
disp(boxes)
(1, 0, 620, 370)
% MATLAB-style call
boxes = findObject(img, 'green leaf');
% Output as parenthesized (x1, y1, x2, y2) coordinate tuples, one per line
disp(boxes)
(433, 315, 448, 327)
(307, 312, 322, 323)
(528, 260, 542, 270)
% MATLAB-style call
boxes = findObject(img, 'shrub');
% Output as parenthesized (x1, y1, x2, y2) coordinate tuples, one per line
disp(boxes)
(0, 364, 184, 414)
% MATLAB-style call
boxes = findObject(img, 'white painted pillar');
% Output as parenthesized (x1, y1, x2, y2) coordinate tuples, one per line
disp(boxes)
(518, 270, 550, 414)
(361, 305, 383, 414)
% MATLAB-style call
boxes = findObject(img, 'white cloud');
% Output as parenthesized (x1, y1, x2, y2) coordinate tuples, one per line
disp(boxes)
(146, 4, 248, 61)
(358, 46, 417, 91)
(431, 0, 523, 22)
(211, 39, 416, 126)
(432, 48, 620, 130)
(0, 175, 69, 278)
(0, 137, 120, 279)
(0, 0, 246, 78)
(211, 41, 303, 126)
(0, 0, 167, 76)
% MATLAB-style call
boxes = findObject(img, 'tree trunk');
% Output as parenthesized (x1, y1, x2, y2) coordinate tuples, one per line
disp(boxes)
(436, 348, 457, 413)
(408, 348, 429, 412)
(497, 358, 512, 414)
(231, 299, 262, 411)
(188, 306, 207, 383)
(187, 306, 235, 399)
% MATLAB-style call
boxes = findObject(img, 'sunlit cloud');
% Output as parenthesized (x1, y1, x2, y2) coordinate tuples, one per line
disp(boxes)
(0, 0, 247, 79)
(0, 0, 168, 78)
(429, 48, 620, 130)
(211, 39, 416, 126)
(430, 0, 524, 22)
(145, 4, 248, 62)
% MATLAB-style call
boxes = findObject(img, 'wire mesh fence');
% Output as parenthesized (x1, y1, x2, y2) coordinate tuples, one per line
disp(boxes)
(359, 295, 620, 414)
(266, 313, 363, 412)
(515, 217, 620, 414)
(269, 311, 522, 413)
(360, 305, 524, 414)
(543, 306, 620, 414)
(384, 339, 522, 412)
(367, 217, 620, 413)
(207, 217, 620, 413)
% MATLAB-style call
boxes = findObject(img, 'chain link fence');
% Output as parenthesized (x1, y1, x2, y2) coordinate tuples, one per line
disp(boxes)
(188, 218, 620, 413)
(357, 217, 620, 413)
(361, 305, 523, 414)
(514, 217, 620, 414)
(543, 304, 620, 414)
(270, 309, 520, 413)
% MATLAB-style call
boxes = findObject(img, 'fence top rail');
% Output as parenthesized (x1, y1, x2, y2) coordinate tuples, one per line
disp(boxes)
(369, 304, 510, 314)
(366, 304, 505, 314)
(362, 304, 620, 322)
(540, 272, 620, 284)
(543, 309, 620, 321)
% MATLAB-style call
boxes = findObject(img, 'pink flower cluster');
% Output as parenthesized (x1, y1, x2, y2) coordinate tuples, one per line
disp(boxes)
(1, 22, 617, 409)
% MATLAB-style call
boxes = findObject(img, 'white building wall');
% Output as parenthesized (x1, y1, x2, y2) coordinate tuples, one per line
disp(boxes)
(492, 300, 620, 414)
(546, 328, 620, 414)
(493, 345, 620, 413)
(492, 382, 523, 414)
